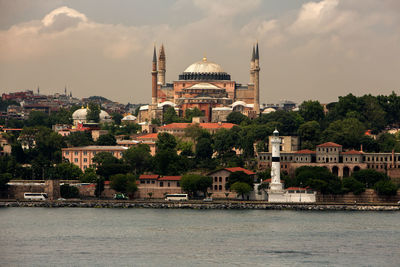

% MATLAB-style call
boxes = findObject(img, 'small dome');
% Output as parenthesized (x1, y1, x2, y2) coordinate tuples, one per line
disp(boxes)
(122, 114, 137, 121)
(72, 107, 87, 120)
(184, 57, 224, 73)
(273, 129, 279, 136)
(99, 110, 110, 120)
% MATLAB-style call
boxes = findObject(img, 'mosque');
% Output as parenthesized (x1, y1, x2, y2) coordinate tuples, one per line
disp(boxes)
(137, 43, 261, 123)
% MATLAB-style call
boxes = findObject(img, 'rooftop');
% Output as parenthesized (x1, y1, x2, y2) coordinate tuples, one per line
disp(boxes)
(160, 122, 236, 130)
(62, 146, 128, 151)
(317, 142, 342, 148)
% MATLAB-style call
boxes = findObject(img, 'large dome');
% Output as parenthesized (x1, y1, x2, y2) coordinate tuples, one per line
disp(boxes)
(184, 57, 224, 73)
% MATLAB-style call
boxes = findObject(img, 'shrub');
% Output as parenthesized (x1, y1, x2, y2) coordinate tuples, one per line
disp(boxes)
(374, 180, 398, 196)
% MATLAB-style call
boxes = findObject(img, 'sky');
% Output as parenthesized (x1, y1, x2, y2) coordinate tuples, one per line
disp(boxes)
(0, 0, 399, 104)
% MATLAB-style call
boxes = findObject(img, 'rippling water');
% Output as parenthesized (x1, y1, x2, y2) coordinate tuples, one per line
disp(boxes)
(0, 208, 399, 266)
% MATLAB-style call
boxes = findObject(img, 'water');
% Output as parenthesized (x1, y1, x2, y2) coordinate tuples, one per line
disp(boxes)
(0, 208, 399, 266)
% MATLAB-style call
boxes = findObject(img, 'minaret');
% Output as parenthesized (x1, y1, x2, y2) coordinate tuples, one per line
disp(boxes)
(253, 42, 260, 113)
(158, 44, 166, 86)
(269, 129, 283, 191)
(64, 85, 67, 95)
(249, 45, 255, 84)
(151, 46, 158, 105)
(37, 86, 40, 95)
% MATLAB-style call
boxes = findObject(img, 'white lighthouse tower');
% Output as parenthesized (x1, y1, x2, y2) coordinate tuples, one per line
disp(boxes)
(268, 129, 286, 202)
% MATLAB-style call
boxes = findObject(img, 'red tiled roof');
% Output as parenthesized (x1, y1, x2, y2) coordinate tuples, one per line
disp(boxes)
(139, 174, 159, 180)
(158, 176, 181, 181)
(341, 150, 363, 155)
(160, 122, 236, 130)
(225, 167, 255, 175)
(295, 149, 316, 154)
(317, 142, 342, 147)
(137, 133, 158, 139)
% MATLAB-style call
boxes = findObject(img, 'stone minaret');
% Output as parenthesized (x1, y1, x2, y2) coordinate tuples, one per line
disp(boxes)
(151, 46, 158, 105)
(249, 45, 255, 84)
(158, 44, 166, 86)
(253, 42, 260, 113)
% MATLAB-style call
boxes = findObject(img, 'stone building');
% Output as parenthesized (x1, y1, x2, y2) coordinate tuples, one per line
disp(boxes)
(258, 141, 400, 180)
(138, 43, 261, 123)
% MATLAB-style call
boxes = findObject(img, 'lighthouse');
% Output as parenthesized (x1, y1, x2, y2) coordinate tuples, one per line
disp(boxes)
(269, 129, 283, 191)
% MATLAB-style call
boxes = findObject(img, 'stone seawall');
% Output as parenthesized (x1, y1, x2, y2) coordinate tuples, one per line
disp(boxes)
(0, 201, 399, 211)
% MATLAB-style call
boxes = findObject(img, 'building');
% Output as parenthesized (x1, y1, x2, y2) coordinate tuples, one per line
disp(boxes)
(138, 43, 261, 123)
(258, 141, 400, 180)
(208, 167, 256, 199)
(137, 174, 182, 198)
(158, 122, 236, 136)
(62, 146, 128, 171)
(72, 106, 112, 126)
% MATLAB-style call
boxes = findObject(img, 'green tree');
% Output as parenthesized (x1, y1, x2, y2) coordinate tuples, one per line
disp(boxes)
(0, 173, 12, 192)
(226, 111, 249, 125)
(352, 169, 388, 188)
(66, 131, 94, 147)
(87, 102, 100, 123)
(374, 180, 398, 196)
(79, 168, 98, 183)
(96, 134, 116, 146)
(299, 100, 325, 122)
(111, 113, 123, 125)
(377, 133, 400, 152)
(60, 184, 79, 198)
(163, 106, 180, 124)
(52, 162, 83, 180)
(342, 177, 366, 195)
(123, 144, 152, 174)
(298, 121, 321, 149)
(231, 182, 252, 199)
(195, 137, 213, 160)
(184, 108, 203, 122)
(156, 132, 177, 151)
(226, 171, 254, 190)
(95, 177, 105, 198)
(180, 174, 212, 197)
(184, 123, 208, 143)
(322, 118, 365, 149)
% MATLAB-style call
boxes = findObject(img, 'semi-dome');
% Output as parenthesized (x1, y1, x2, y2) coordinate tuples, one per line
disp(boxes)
(184, 57, 224, 73)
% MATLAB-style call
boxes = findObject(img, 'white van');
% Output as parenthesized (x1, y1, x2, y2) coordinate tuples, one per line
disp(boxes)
(24, 193, 48, 200)
(165, 194, 188, 201)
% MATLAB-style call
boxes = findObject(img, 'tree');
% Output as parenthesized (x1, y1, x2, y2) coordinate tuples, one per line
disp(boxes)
(79, 168, 98, 183)
(163, 106, 180, 124)
(231, 182, 252, 199)
(184, 124, 208, 143)
(295, 166, 342, 194)
(110, 173, 133, 193)
(123, 144, 152, 174)
(226, 171, 254, 190)
(213, 128, 237, 157)
(377, 133, 400, 152)
(0, 173, 11, 192)
(195, 137, 213, 160)
(352, 169, 388, 188)
(87, 102, 100, 123)
(374, 180, 398, 196)
(52, 162, 83, 180)
(322, 118, 365, 149)
(180, 174, 212, 197)
(66, 131, 94, 147)
(96, 134, 116, 146)
(298, 121, 321, 149)
(299, 100, 325, 122)
(342, 177, 366, 195)
(226, 112, 249, 125)
(60, 184, 79, 198)
(111, 113, 123, 125)
(184, 108, 203, 122)
(156, 132, 177, 151)
(95, 177, 105, 198)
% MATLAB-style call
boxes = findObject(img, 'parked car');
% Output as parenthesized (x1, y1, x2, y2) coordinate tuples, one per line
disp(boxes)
(203, 198, 213, 202)
(113, 193, 128, 200)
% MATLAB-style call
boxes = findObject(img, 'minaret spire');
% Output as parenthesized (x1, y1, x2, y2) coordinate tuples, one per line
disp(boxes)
(250, 45, 255, 84)
(151, 45, 158, 105)
(253, 41, 260, 114)
(158, 44, 166, 86)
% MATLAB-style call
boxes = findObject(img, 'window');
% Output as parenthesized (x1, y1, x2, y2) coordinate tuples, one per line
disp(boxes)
(83, 158, 87, 162)
(219, 185, 222, 190)
(214, 185, 218, 190)
(74, 158, 78, 162)
(177, 182, 180, 187)
(140, 180, 145, 184)
(214, 177, 217, 182)
(93, 151, 97, 155)
(160, 182, 164, 187)
(168, 182, 170, 187)
(151, 180, 155, 184)
(74, 151, 78, 156)
(84, 165, 87, 169)
(219, 177, 222, 182)
(146, 180, 150, 184)
(83, 151, 87, 155)
(66, 151, 69, 155)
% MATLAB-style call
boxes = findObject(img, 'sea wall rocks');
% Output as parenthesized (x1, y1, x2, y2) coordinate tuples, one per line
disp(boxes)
(0, 201, 399, 211)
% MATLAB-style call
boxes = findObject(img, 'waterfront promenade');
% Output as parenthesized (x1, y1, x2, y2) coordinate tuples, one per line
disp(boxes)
(1, 199, 399, 211)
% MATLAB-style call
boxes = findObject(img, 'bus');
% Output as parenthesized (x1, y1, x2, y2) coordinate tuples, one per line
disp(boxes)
(24, 193, 48, 200)
(165, 194, 188, 201)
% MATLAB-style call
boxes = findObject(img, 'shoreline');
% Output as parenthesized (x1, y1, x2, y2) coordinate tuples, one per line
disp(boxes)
(0, 200, 399, 211)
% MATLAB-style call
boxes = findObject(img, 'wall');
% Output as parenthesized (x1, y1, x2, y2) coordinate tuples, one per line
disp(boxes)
(317, 189, 400, 203)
